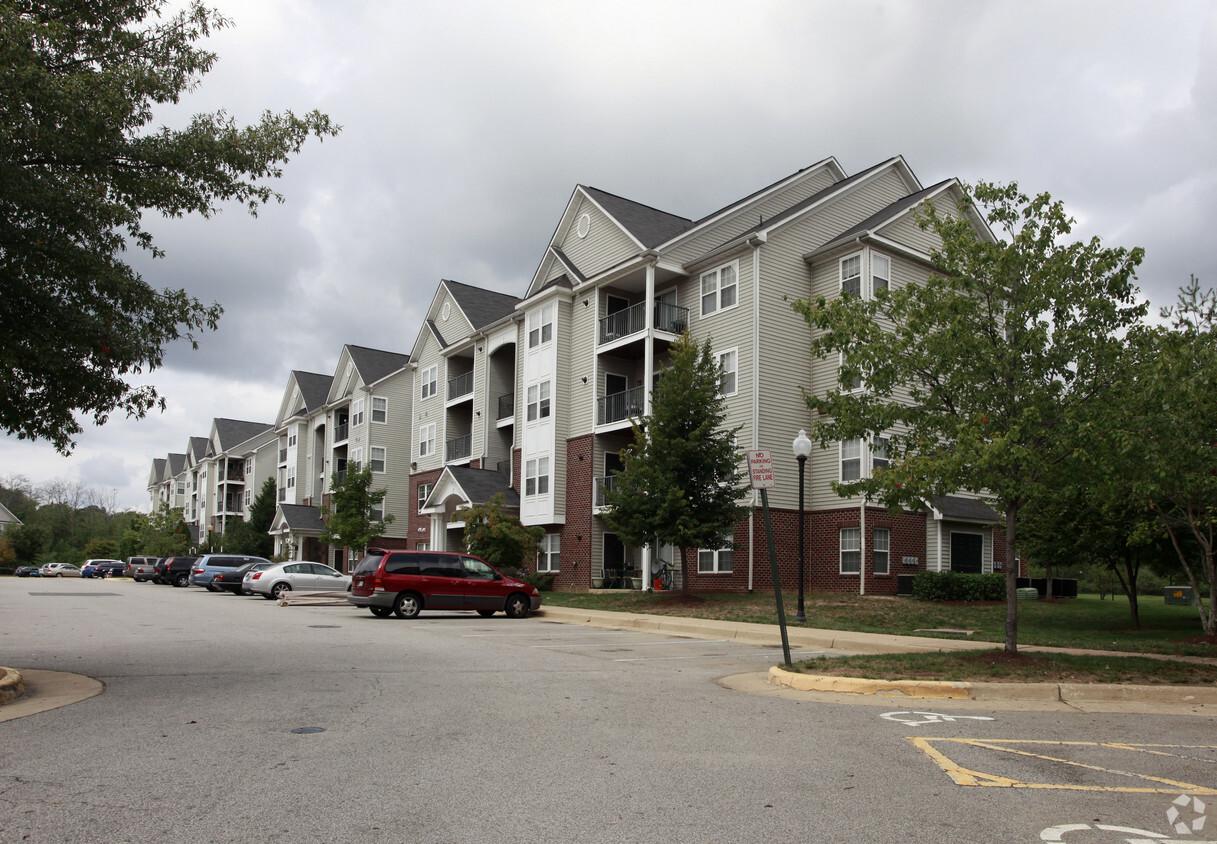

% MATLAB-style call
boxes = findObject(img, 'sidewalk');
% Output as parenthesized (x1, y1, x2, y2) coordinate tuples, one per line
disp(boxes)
(536, 605, 1217, 714)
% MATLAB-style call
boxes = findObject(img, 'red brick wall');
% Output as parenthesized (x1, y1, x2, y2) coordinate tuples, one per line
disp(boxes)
(409, 468, 444, 550)
(552, 434, 594, 589)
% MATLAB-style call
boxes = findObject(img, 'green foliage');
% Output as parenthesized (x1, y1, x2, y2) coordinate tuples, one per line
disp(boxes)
(0, 0, 339, 452)
(6, 523, 50, 563)
(135, 505, 191, 557)
(220, 477, 275, 556)
(321, 465, 392, 556)
(82, 537, 119, 560)
(794, 181, 1146, 650)
(0, 536, 16, 569)
(459, 493, 544, 574)
(911, 571, 1006, 602)
(603, 333, 747, 590)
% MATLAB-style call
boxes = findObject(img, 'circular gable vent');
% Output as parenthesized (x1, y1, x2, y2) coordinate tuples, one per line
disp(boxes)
(576, 213, 590, 238)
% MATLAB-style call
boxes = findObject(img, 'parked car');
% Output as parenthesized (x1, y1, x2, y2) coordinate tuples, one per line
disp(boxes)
(125, 556, 160, 581)
(212, 561, 274, 595)
(156, 556, 198, 588)
(82, 559, 123, 578)
(347, 549, 541, 619)
(95, 561, 126, 577)
(14, 566, 40, 577)
(189, 554, 272, 591)
(245, 562, 351, 601)
(39, 562, 82, 578)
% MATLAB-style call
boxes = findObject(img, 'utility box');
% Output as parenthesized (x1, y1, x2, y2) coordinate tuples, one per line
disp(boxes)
(1016, 587, 1038, 601)
(1164, 586, 1193, 606)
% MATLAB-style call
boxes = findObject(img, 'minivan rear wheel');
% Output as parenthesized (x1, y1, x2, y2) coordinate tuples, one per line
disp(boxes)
(504, 593, 530, 619)
(393, 592, 421, 619)
(370, 607, 391, 618)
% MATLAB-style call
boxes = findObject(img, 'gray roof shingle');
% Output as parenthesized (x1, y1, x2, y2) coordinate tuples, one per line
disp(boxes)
(214, 418, 274, 452)
(277, 503, 326, 533)
(347, 345, 410, 386)
(444, 279, 521, 329)
(446, 467, 519, 508)
(583, 187, 693, 248)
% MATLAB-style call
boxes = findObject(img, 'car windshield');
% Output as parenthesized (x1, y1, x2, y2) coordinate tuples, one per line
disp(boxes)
(353, 552, 384, 575)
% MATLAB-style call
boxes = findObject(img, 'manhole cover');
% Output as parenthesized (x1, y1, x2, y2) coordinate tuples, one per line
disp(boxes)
(291, 727, 326, 734)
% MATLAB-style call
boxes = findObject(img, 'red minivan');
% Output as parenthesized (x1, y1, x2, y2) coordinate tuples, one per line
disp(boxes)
(348, 549, 542, 619)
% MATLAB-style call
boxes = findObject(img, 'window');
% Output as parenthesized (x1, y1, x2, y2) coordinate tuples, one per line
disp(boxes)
(420, 365, 437, 399)
(841, 352, 862, 391)
(718, 349, 737, 396)
(417, 482, 432, 512)
(372, 396, 387, 423)
(418, 423, 436, 457)
(698, 537, 734, 573)
(351, 399, 365, 428)
(245, 457, 253, 475)
(525, 457, 549, 496)
(286, 466, 296, 489)
(244, 489, 251, 507)
(370, 446, 386, 473)
(350, 447, 363, 471)
(871, 436, 890, 473)
(537, 533, 561, 572)
(840, 528, 860, 574)
(700, 262, 738, 316)
(840, 438, 862, 481)
(873, 528, 890, 575)
(288, 432, 296, 447)
(840, 254, 862, 298)
(415, 542, 429, 551)
(526, 381, 551, 421)
(370, 501, 384, 522)
(528, 304, 554, 348)
(871, 253, 890, 295)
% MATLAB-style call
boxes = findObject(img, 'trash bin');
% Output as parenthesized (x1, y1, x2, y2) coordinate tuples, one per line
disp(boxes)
(1164, 586, 1193, 606)
(1016, 587, 1038, 601)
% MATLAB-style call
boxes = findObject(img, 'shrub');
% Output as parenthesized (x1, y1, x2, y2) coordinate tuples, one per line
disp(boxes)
(912, 571, 1005, 602)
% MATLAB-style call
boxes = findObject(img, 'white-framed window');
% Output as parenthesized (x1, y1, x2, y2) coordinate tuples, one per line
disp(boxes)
(873, 528, 890, 575)
(372, 396, 388, 424)
(840, 438, 862, 481)
(871, 436, 890, 473)
(840, 527, 861, 574)
(350, 447, 363, 471)
(420, 365, 437, 399)
(418, 423, 436, 457)
(526, 380, 551, 421)
(840, 254, 862, 298)
(841, 351, 862, 391)
(245, 457, 253, 475)
(244, 489, 251, 507)
(871, 253, 890, 295)
(351, 399, 365, 428)
(416, 542, 429, 551)
(286, 466, 296, 489)
(718, 348, 737, 396)
(288, 431, 296, 447)
(370, 446, 386, 473)
(528, 303, 554, 348)
(525, 457, 550, 496)
(700, 261, 738, 317)
(417, 482, 432, 513)
(698, 537, 734, 573)
(370, 501, 384, 522)
(176, 482, 185, 496)
(537, 533, 561, 573)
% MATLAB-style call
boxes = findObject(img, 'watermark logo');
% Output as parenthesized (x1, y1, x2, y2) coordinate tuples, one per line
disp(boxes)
(1167, 795, 1207, 836)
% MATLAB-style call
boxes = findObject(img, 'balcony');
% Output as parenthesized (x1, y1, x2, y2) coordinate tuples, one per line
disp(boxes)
(597, 386, 644, 425)
(334, 422, 349, 443)
(594, 475, 617, 507)
(278, 448, 287, 465)
(221, 494, 243, 514)
(445, 434, 471, 462)
(497, 392, 514, 421)
(598, 301, 689, 344)
(224, 464, 244, 482)
(447, 371, 474, 401)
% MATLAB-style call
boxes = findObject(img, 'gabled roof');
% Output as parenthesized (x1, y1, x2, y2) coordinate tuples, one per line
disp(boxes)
(444, 279, 521, 330)
(213, 418, 275, 454)
(347, 345, 410, 387)
(582, 186, 693, 248)
(272, 503, 326, 534)
(809, 178, 977, 258)
(929, 495, 1001, 524)
(149, 458, 166, 486)
(0, 501, 22, 528)
(166, 453, 187, 478)
(294, 371, 333, 414)
(423, 466, 519, 512)
(187, 436, 209, 465)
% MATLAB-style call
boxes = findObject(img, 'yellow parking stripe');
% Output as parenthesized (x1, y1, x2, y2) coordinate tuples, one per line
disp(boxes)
(908, 738, 1217, 794)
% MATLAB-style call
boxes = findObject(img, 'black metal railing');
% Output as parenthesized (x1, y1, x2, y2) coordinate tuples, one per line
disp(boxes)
(497, 392, 514, 420)
(448, 371, 474, 400)
(445, 434, 471, 462)
(335, 422, 349, 442)
(598, 301, 689, 344)
(594, 475, 617, 507)
(597, 386, 644, 425)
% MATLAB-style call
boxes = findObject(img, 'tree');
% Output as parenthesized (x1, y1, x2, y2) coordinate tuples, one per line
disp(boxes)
(82, 537, 120, 560)
(603, 332, 748, 593)
(135, 504, 191, 557)
(459, 493, 544, 575)
(794, 181, 1146, 652)
(1, 1, 339, 452)
(321, 466, 392, 559)
(222, 477, 275, 556)
(1120, 278, 1217, 635)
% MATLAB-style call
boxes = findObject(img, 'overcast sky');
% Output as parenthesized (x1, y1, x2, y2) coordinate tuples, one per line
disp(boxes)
(4, 0, 1216, 512)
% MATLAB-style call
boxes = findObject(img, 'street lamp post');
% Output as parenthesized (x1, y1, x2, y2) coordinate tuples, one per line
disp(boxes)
(792, 429, 813, 624)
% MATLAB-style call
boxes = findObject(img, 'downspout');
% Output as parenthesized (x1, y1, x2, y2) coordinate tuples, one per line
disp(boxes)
(747, 233, 765, 593)
(642, 257, 657, 587)
(859, 496, 866, 596)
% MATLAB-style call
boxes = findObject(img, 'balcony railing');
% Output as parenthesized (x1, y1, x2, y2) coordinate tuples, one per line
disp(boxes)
(335, 422, 349, 443)
(224, 465, 244, 482)
(445, 434, 471, 462)
(598, 301, 689, 344)
(597, 386, 644, 425)
(222, 495, 243, 514)
(497, 392, 514, 420)
(594, 475, 617, 507)
(448, 371, 474, 401)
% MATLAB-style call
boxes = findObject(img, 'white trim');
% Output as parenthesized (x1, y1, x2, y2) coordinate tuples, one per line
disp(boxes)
(718, 347, 738, 397)
(699, 260, 740, 318)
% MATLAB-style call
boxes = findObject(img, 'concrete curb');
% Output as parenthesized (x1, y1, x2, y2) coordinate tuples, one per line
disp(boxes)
(0, 666, 26, 704)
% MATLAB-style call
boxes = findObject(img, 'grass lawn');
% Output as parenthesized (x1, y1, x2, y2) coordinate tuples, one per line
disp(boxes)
(543, 590, 1216, 658)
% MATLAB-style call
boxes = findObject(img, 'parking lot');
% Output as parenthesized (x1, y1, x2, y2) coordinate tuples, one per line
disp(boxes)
(2, 577, 1214, 843)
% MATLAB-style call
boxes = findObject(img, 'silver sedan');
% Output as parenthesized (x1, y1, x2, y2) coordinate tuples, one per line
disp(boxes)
(244, 562, 352, 601)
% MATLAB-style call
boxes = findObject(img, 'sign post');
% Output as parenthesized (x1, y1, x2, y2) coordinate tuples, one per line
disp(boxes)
(747, 450, 792, 666)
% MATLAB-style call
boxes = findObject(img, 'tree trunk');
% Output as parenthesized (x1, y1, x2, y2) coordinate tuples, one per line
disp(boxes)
(1117, 548, 1140, 628)
(1004, 503, 1018, 654)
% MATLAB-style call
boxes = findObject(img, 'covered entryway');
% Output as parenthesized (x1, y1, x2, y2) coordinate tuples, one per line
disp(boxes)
(950, 532, 984, 574)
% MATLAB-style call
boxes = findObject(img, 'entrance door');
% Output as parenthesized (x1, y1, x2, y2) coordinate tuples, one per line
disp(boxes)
(950, 532, 983, 574)
(603, 533, 626, 587)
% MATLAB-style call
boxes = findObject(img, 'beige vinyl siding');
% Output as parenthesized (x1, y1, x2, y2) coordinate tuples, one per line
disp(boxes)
(412, 331, 446, 474)
(551, 297, 573, 520)
(685, 254, 752, 454)
(877, 191, 962, 256)
(365, 370, 414, 537)
(437, 288, 474, 341)
(664, 164, 840, 266)
(560, 197, 642, 279)
(567, 286, 597, 435)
